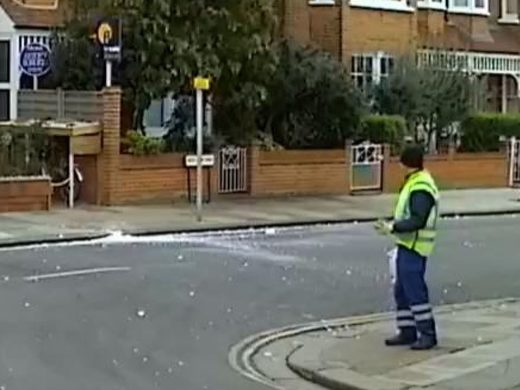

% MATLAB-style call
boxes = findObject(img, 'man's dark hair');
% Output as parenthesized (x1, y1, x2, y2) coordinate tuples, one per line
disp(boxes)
(400, 145, 424, 169)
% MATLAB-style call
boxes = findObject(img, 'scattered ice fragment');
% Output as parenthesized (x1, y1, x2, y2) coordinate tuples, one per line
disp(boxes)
(226, 307, 232, 313)
(136, 309, 146, 318)
(227, 276, 233, 282)
(168, 368, 173, 374)
(189, 291, 195, 297)
(0, 385, 6, 390)
(263, 351, 273, 357)
(443, 289, 448, 295)
(282, 276, 287, 282)
(463, 241, 473, 248)
(178, 360, 184, 367)
(155, 371, 160, 377)
(24, 302, 30, 308)
(112, 359, 118, 366)
(56, 265, 61, 271)
(265, 228, 276, 235)
(177, 255, 184, 261)
(133, 347, 139, 354)
(242, 261, 249, 268)
(353, 221, 359, 225)
(457, 281, 462, 288)
(2, 276, 9, 282)
(142, 356, 148, 363)
(42, 258, 47, 263)
(477, 336, 483, 343)
(208, 321, 214, 327)
(58, 234, 64, 239)
(346, 269, 352, 276)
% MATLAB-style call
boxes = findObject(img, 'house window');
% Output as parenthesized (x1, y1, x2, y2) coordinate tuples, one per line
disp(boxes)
(417, 0, 445, 10)
(450, 0, 489, 14)
(349, 0, 413, 12)
(351, 53, 394, 92)
(500, 0, 519, 23)
(143, 95, 175, 137)
(0, 40, 10, 83)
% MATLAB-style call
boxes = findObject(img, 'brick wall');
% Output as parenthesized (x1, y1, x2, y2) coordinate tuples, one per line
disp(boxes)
(383, 152, 509, 192)
(0, 178, 52, 212)
(309, 5, 341, 58)
(342, 7, 417, 61)
(115, 154, 216, 204)
(250, 149, 349, 196)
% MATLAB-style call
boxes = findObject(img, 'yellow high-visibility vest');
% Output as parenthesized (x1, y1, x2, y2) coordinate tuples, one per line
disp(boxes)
(393, 170, 439, 257)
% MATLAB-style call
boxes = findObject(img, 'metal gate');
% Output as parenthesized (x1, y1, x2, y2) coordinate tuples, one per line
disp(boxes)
(350, 143, 384, 192)
(509, 137, 520, 187)
(218, 146, 248, 193)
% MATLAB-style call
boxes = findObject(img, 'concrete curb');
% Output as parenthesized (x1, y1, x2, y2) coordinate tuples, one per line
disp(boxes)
(124, 208, 520, 238)
(228, 298, 518, 390)
(1, 207, 519, 249)
(0, 233, 111, 249)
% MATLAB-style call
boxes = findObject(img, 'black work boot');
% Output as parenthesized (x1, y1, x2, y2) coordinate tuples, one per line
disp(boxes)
(385, 329, 417, 346)
(410, 335, 437, 351)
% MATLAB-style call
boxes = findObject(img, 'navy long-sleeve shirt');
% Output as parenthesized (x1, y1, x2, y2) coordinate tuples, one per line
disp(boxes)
(392, 190, 435, 233)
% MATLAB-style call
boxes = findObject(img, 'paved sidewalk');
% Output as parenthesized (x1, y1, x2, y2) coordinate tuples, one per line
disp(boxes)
(243, 298, 520, 390)
(0, 188, 519, 246)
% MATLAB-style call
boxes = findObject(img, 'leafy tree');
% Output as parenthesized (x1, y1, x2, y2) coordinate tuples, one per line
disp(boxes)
(53, 0, 278, 138)
(373, 54, 485, 150)
(257, 41, 364, 149)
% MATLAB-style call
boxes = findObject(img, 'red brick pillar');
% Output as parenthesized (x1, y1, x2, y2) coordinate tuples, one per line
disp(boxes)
(100, 87, 122, 205)
(248, 146, 260, 196)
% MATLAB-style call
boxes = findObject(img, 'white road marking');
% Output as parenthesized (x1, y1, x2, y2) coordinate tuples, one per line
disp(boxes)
(23, 267, 131, 282)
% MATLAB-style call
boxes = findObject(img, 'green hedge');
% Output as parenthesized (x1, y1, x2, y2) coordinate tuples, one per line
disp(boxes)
(460, 113, 520, 152)
(358, 115, 408, 153)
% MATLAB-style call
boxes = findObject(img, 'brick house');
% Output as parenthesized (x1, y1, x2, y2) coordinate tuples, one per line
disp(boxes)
(283, 0, 520, 113)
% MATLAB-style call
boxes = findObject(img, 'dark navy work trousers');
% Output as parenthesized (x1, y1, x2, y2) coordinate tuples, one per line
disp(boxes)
(394, 245, 437, 338)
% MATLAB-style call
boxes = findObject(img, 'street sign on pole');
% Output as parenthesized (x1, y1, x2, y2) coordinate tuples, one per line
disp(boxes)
(193, 76, 211, 222)
(96, 19, 122, 87)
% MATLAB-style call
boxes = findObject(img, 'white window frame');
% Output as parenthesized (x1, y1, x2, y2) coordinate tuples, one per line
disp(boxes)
(351, 52, 394, 92)
(449, 0, 490, 16)
(417, 0, 446, 11)
(499, 0, 519, 24)
(349, 0, 414, 12)
(308, 0, 335, 5)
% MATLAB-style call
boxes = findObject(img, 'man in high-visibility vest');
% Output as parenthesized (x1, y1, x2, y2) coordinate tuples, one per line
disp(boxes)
(374, 145, 439, 350)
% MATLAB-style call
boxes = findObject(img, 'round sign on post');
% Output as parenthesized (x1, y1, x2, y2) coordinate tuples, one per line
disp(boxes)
(20, 43, 51, 77)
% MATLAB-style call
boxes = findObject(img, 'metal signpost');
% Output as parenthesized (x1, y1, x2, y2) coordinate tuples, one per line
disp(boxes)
(19, 42, 51, 90)
(193, 77, 211, 221)
(96, 19, 122, 87)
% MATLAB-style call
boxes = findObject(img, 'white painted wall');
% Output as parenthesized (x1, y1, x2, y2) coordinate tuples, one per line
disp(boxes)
(0, 5, 14, 34)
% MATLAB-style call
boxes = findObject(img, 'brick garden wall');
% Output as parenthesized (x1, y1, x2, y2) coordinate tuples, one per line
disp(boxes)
(383, 152, 509, 193)
(116, 154, 215, 203)
(250, 149, 348, 196)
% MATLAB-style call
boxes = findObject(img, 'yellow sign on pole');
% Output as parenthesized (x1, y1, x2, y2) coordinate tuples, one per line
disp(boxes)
(97, 22, 113, 45)
(193, 77, 211, 91)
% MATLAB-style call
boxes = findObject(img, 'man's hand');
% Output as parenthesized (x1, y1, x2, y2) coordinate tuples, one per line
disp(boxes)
(373, 219, 394, 236)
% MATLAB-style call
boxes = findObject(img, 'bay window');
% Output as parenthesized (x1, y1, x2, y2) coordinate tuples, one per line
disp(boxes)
(450, 0, 489, 15)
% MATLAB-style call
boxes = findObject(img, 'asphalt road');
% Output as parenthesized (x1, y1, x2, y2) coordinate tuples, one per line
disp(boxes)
(0, 215, 519, 390)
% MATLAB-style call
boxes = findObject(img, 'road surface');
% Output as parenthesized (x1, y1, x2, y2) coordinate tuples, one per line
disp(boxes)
(0, 215, 518, 390)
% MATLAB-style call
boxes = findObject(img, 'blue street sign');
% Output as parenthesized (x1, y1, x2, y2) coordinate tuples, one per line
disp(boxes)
(20, 43, 51, 77)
